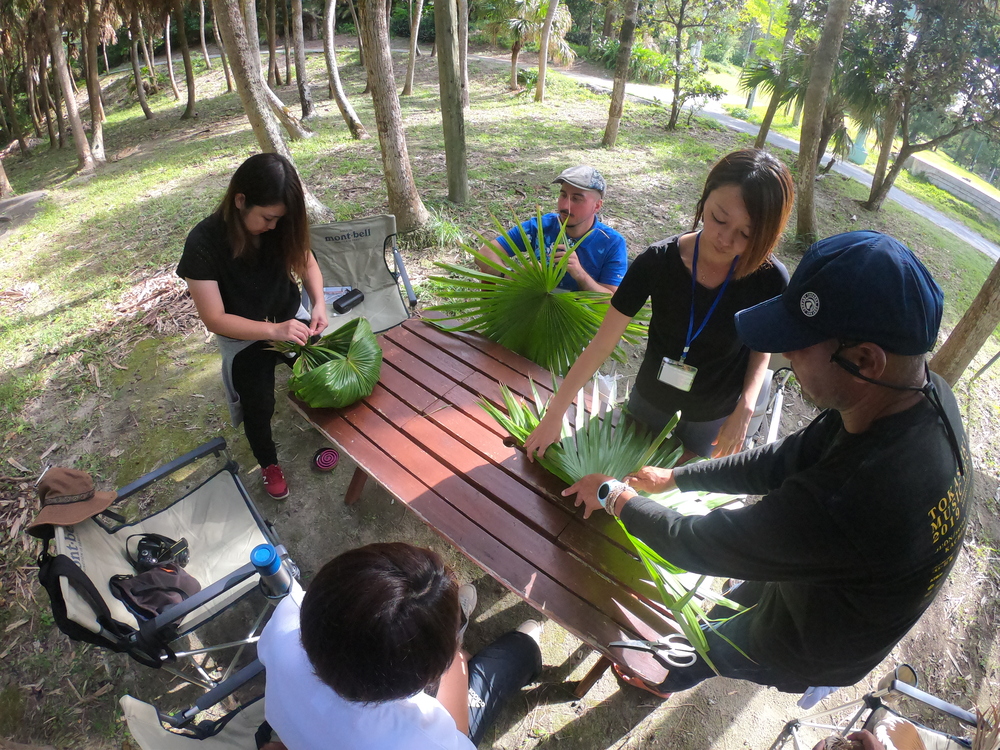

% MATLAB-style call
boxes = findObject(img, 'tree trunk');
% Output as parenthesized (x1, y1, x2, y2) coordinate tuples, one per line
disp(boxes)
(535, 0, 559, 102)
(39, 54, 58, 148)
(0, 155, 13, 198)
(667, 22, 683, 129)
(45, 0, 95, 172)
(435, 0, 469, 202)
(346, 0, 365, 68)
(357, 0, 429, 229)
(240, 0, 264, 73)
(0, 72, 30, 156)
(402, 0, 425, 96)
(138, 16, 158, 91)
(291, 0, 314, 117)
(165, 13, 181, 99)
(457, 0, 469, 108)
(863, 95, 901, 211)
(211, 0, 331, 221)
(174, 0, 198, 119)
(509, 39, 522, 91)
(930, 257, 1000, 386)
(49, 59, 66, 147)
(130, 14, 155, 119)
(754, 2, 801, 149)
(212, 5, 235, 91)
(601, 0, 638, 148)
(267, 0, 281, 86)
(102, 42, 110, 74)
(794, 0, 849, 246)
(283, 0, 293, 84)
(602, 2, 618, 38)
(85, 0, 107, 164)
(324, 0, 369, 138)
(26, 66, 43, 138)
(199, 0, 213, 69)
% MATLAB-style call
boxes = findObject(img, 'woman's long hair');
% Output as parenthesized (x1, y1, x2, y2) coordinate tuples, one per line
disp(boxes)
(216, 153, 310, 279)
(692, 148, 795, 279)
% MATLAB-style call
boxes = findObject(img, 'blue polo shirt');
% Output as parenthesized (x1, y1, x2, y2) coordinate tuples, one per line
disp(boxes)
(495, 213, 628, 291)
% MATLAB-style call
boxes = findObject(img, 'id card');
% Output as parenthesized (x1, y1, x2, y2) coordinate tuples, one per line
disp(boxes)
(658, 357, 697, 392)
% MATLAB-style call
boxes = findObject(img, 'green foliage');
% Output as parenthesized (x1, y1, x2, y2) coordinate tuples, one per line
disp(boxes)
(723, 104, 754, 121)
(588, 38, 673, 84)
(426, 209, 649, 376)
(273, 318, 383, 409)
(516, 66, 539, 89)
(480, 378, 746, 667)
(389, 3, 436, 42)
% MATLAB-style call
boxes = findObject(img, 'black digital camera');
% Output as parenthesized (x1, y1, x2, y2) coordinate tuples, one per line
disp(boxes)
(128, 533, 190, 573)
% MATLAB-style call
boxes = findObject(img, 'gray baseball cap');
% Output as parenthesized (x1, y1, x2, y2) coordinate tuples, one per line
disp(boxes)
(553, 166, 606, 197)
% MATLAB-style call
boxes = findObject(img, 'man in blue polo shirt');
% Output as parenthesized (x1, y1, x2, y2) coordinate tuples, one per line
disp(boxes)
(476, 166, 628, 293)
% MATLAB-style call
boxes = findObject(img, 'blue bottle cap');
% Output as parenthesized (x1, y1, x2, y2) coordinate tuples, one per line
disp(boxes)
(251, 543, 281, 576)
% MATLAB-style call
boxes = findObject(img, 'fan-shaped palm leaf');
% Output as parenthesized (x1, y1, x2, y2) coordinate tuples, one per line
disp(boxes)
(273, 318, 383, 408)
(427, 209, 649, 376)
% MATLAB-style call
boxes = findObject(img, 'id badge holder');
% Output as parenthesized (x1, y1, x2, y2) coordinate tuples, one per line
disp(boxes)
(658, 357, 697, 392)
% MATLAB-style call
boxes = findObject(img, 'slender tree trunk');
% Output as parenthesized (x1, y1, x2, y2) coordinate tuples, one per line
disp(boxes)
(240, 0, 263, 73)
(457, 0, 469, 108)
(174, 0, 198, 119)
(130, 15, 155, 119)
(283, 0, 293, 84)
(795, 0, 849, 245)
(26, 66, 43, 138)
(212, 5, 235, 91)
(199, 0, 213, 69)
(66, 36, 80, 94)
(357, 0, 429, 229)
(754, 3, 801, 149)
(49, 60, 66, 147)
(602, 3, 618, 37)
(0, 86, 9, 142)
(602, 0, 638, 148)
(86, 0, 107, 163)
(211, 0, 331, 221)
(0, 156, 13, 198)
(324, 0, 369, 138)
(102, 42, 110, 74)
(435, 0, 469, 202)
(863, 96, 901, 211)
(165, 13, 181, 99)
(0, 72, 30, 155)
(931, 258, 1000, 385)
(45, 0, 95, 172)
(267, 0, 281, 86)
(138, 16, 158, 90)
(535, 0, 559, 102)
(509, 39, 522, 91)
(667, 19, 684, 129)
(39, 55, 57, 148)
(402, 0, 425, 96)
(346, 0, 365, 68)
(291, 0, 314, 117)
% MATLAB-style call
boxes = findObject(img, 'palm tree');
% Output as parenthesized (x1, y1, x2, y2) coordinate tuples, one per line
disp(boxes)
(476, 0, 574, 91)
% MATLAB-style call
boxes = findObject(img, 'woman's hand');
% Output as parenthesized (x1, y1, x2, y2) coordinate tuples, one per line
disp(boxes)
(711, 402, 753, 458)
(561, 473, 613, 519)
(272, 318, 311, 345)
(308, 306, 328, 337)
(524, 412, 563, 461)
(624, 466, 675, 494)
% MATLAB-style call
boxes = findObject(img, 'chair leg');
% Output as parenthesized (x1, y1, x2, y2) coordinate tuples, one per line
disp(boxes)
(574, 655, 612, 698)
(345, 467, 368, 506)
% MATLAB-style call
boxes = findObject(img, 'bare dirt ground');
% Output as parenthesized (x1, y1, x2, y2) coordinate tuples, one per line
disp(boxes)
(2, 43, 1000, 750)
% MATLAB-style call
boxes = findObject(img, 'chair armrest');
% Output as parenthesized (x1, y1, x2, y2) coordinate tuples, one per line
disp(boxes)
(892, 680, 978, 727)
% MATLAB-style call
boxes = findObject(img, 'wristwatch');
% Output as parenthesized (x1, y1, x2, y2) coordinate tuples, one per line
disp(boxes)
(597, 479, 630, 511)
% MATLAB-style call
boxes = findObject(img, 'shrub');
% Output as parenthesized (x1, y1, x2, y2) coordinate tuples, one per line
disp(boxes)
(586, 38, 672, 84)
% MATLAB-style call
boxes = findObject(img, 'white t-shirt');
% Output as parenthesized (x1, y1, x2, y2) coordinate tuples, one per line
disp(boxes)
(257, 588, 476, 750)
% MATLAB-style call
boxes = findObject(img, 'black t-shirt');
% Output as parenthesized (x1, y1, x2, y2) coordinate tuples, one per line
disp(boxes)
(177, 213, 301, 323)
(620, 372, 971, 687)
(611, 236, 788, 422)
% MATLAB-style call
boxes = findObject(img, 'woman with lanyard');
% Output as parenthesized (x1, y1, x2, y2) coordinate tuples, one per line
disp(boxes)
(524, 149, 794, 461)
(178, 153, 327, 500)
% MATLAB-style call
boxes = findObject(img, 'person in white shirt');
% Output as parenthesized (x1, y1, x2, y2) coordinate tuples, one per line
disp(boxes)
(257, 543, 542, 749)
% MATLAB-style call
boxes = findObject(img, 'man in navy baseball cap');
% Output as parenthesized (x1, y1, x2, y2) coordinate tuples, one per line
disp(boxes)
(563, 231, 970, 702)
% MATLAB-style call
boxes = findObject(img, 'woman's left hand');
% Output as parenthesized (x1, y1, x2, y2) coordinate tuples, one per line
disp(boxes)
(308, 307, 328, 337)
(711, 403, 753, 458)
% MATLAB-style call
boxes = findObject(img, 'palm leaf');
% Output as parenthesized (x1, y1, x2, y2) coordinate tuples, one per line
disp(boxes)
(274, 318, 383, 409)
(480, 378, 747, 671)
(427, 208, 648, 377)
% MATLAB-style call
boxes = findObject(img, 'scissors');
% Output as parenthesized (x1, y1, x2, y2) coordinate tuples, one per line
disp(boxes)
(609, 633, 698, 669)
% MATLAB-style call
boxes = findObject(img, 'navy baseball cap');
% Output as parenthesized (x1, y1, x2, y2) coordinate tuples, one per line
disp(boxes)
(735, 231, 943, 355)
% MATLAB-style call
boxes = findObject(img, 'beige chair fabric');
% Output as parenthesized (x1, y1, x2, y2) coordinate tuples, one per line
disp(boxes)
(120, 695, 267, 750)
(55, 471, 268, 635)
(310, 215, 409, 334)
(866, 707, 969, 750)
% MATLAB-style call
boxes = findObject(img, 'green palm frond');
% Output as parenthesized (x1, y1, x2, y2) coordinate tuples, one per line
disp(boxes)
(273, 318, 383, 409)
(427, 208, 648, 377)
(480, 377, 747, 670)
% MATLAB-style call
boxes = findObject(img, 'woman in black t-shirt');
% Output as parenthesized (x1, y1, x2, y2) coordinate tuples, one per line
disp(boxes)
(524, 149, 794, 460)
(177, 153, 326, 500)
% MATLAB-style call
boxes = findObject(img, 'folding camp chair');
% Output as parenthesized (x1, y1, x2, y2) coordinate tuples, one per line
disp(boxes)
(310, 214, 417, 334)
(770, 665, 980, 750)
(34, 437, 298, 692)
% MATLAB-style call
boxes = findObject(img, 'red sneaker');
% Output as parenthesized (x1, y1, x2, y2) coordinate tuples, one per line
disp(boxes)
(261, 464, 289, 500)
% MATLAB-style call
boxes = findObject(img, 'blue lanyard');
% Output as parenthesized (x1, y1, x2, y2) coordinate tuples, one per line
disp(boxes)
(681, 232, 738, 363)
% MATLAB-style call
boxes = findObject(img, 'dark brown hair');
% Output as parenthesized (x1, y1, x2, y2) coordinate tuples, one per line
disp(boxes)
(692, 148, 794, 278)
(216, 152, 310, 279)
(299, 543, 461, 704)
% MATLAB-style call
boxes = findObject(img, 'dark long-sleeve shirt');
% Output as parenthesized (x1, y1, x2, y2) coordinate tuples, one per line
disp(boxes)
(619, 372, 971, 686)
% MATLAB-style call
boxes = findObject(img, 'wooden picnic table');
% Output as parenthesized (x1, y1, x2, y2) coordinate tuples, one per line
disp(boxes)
(289, 318, 684, 695)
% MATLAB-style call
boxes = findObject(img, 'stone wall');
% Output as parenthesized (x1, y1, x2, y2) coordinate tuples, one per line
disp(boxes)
(904, 154, 1000, 223)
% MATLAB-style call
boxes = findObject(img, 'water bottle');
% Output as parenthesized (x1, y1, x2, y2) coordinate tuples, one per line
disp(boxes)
(251, 543, 292, 598)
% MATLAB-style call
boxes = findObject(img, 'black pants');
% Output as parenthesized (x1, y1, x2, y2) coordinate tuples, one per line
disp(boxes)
(231, 341, 294, 468)
(467, 631, 542, 746)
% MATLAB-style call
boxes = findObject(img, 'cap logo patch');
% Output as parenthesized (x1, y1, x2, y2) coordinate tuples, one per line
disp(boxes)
(800, 291, 820, 317)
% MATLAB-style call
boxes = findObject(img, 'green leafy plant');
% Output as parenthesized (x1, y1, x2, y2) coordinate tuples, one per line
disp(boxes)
(480, 377, 745, 669)
(427, 209, 648, 376)
(272, 318, 383, 409)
